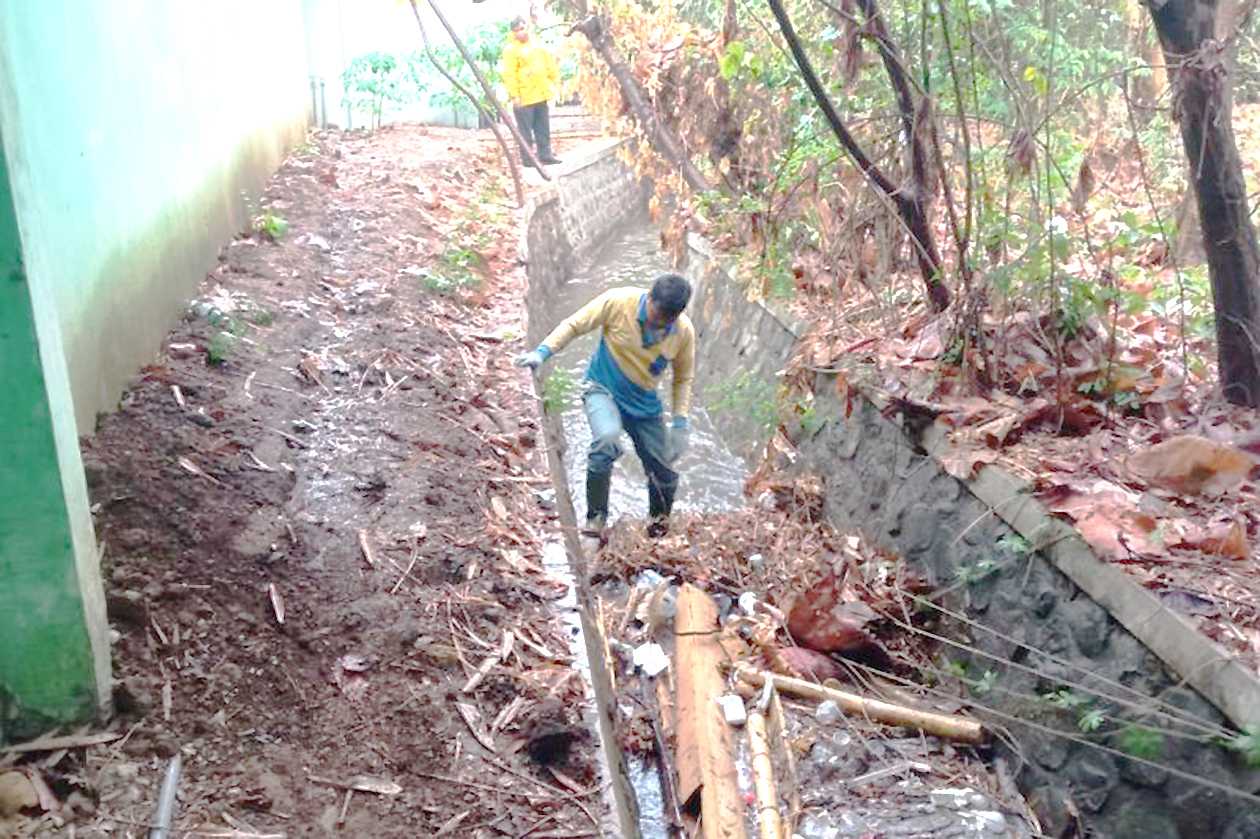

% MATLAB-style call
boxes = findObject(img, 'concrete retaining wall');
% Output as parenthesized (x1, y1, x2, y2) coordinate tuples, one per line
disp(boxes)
(523, 139, 648, 346)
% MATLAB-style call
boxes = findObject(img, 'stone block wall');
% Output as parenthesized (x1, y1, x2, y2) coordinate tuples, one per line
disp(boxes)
(523, 139, 648, 347)
(794, 393, 1260, 838)
(681, 241, 1260, 837)
(681, 234, 803, 463)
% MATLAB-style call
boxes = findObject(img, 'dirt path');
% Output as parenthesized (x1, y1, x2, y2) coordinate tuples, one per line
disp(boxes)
(48, 127, 601, 837)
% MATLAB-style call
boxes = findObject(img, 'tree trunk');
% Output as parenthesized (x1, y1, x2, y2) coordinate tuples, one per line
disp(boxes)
(1149, 0, 1260, 405)
(571, 15, 713, 194)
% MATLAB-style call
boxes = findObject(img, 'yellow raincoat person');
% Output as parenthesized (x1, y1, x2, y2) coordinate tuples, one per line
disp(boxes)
(500, 16, 561, 166)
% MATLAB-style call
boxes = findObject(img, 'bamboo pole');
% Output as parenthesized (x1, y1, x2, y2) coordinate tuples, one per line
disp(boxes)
(733, 665, 986, 744)
(746, 706, 783, 839)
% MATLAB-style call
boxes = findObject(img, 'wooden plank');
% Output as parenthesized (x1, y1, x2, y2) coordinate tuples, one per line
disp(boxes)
(675, 584, 748, 839)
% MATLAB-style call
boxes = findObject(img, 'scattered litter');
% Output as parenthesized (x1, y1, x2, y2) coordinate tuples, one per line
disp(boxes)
(632, 642, 670, 677)
(815, 700, 842, 724)
(717, 694, 747, 726)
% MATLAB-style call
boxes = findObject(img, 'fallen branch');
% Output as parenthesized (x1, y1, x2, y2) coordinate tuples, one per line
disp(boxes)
(406, 0, 529, 206)
(455, 701, 498, 752)
(766, 0, 950, 311)
(570, 15, 713, 194)
(461, 630, 515, 694)
(732, 665, 986, 744)
(307, 774, 403, 796)
(411, 0, 550, 189)
(747, 686, 783, 839)
(2, 731, 121, 754)
(642, 680, 685, 832)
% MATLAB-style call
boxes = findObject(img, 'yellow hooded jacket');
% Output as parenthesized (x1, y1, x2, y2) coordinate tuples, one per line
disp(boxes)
(500, 36, 558, 107)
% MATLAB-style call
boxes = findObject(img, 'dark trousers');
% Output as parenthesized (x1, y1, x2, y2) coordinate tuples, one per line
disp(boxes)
(583, 383, 678, 525)
(513, 101, 552, 161)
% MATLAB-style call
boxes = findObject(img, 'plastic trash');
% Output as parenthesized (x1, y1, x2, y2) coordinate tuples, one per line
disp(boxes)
(716, 694, 747, 726)
(632, 642, 670, 677)
(738, 592, 758, 615)
(815, 699, 842, 724)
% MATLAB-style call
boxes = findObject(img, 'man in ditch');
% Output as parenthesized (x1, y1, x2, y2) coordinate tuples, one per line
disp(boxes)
(515, 274, 695, 551)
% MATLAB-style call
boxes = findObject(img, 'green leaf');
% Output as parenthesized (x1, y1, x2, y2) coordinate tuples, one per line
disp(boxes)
(1078, 709, 1105, 733)
(1118, 725, 1165, 759)
(720, 41, 747, 80)
(974, 670, 998, 695)
(1226, 726, 1260, 768)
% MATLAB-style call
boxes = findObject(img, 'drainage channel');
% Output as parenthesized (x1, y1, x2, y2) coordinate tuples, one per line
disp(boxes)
(528, 217, 1042, 839)
(533, 220, 749, 837)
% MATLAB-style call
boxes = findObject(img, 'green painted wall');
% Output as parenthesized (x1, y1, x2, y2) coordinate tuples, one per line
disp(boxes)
(0, 135, 110, 741)
(0, 1, 312, 431)
(0, 2, 315, 737)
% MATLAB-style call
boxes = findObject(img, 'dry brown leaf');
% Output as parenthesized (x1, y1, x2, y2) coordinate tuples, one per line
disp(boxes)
(1197, 518, 1250, 560)
(1073, 507, 1161, 558)
(768, 645, 845, 683)
(1043, 480, 1162, 558)
(786, 573, 886, 665)
(976, 413, 1020, 447)
(1127, 434, 1253, 496)
(940, 446, 1000, 479)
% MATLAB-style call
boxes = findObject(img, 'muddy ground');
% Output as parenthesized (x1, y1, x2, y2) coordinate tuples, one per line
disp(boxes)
(12, 126, 604, 838)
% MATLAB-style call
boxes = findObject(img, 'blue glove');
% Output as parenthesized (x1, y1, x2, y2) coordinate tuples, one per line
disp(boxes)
(514, 345, 552, 369)
(666, 416, 690, 464)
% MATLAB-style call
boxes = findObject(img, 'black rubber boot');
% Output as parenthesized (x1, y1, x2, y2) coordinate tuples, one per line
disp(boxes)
(646, 477, 676, 538)
(585, 470, 612, 532)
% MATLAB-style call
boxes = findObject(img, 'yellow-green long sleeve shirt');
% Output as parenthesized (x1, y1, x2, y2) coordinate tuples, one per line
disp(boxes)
(538, 287, 695, 419)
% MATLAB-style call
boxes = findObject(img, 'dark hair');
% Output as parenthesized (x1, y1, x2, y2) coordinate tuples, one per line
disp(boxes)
(650, 273, 692, 317)
(510, 16, 527, 30)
